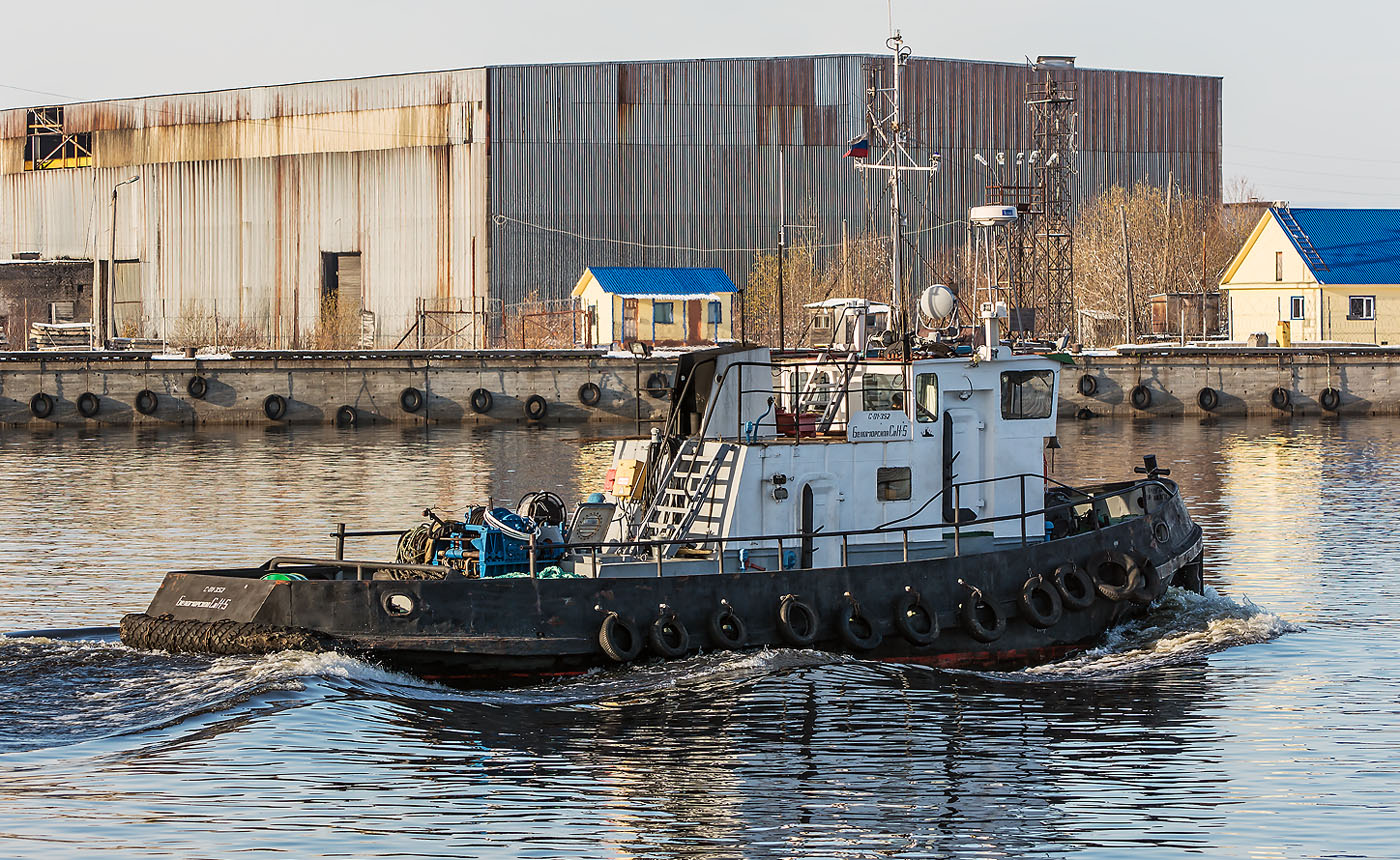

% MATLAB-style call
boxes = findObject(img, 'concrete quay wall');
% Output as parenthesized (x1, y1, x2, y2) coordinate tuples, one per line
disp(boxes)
(1061, 347, 1400, 418)
(0, 350, 674, 428)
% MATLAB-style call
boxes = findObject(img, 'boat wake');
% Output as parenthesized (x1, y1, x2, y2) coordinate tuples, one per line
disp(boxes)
(0, 586, 1291, 756)
(995, 586, 1299, 681)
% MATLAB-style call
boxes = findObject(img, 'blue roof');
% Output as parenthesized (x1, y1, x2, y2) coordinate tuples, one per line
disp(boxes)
(584, 266, 738, 295)
(1274, 208, 1400, 285)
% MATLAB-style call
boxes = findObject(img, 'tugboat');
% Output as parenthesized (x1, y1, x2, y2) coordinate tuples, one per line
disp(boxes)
(119, 34, 1205, 685)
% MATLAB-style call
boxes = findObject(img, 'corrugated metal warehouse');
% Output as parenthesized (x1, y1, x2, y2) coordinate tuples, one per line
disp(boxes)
(0, 54, 1220, 348)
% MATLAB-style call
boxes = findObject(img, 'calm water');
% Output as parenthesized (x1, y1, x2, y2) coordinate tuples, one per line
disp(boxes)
(1, 417, 1397, 859)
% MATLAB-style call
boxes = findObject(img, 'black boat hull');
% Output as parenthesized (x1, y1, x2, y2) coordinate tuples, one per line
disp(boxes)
(121, 483, 1203, 685)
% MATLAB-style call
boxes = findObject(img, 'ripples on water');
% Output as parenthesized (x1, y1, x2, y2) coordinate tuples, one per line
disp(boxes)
(2, 419, 1398, 858)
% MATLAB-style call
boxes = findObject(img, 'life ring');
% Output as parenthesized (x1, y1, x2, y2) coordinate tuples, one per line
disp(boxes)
(335, 405, 358, 427)
(77, 392, 101, 418)
(1270, 386, 1291, 410)
(777, 594, 818, 646)
(1319, 387, 1341, 412)
(263, 394, 288, 421)
(135, 389, 160, 416)
(645, 371, 670, 399)
(523, 394, 549, 421)
(959, 587, 1006, 643)
(1018, 575, 1063, 629)
(893, 590, 938, 645)
(837, 600, 882, 651)
(1053, 563, 1097, 611)
(578, 381, 602, 406)
(29, 392, 54, 419)
(1077, 374, 1098, 397)
(399, 387, 425, 414)
(469, 388, 493, 414)
(1197, 387, 1219, 411)
(598, 612, 642, 662)
(648, 612, 690, 658)
(186, 376, 209, 400)
(1129, 384, 1152, 410)
(1129, 560, 1164, 605)
(1090, 551, 1145, 602)
(708, 604, 747, 649)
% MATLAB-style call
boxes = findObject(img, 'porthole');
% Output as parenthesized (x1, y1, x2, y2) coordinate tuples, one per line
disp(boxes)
(383, 592, 417, 617)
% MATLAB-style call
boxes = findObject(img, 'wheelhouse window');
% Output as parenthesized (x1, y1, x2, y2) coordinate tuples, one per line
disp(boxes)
(861, 372, 904, 411)
(1348, 296, 1375, 321)
(914, 373, 939, 422)
(24, 107, 92, 170)
(1290, 296, 1305, 320)
(652, 302, 674, 325)
(876, 467, 911, 501)
(1001, 370, 1055, 420)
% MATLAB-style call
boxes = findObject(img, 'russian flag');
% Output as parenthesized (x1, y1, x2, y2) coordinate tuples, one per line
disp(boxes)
(843, 137, 870, 159)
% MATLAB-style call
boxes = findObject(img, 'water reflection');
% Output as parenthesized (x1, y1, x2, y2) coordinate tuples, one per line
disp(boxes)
(3, 417, 1400, 859)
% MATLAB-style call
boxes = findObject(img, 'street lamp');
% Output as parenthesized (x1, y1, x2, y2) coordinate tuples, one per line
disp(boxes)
(103, 175, 140, 347)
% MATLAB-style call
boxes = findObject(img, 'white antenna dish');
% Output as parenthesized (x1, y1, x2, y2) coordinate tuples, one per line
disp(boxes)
(919, 284, 956, 320)
(969, 204, 1018, 225)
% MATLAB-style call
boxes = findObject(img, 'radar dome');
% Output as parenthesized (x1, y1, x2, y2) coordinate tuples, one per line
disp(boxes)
(919, 284, 956, 320)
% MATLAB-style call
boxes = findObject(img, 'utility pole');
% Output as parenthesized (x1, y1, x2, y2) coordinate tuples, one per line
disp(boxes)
(777, 149, 786, 352)
(1120, 205, 1135, 344)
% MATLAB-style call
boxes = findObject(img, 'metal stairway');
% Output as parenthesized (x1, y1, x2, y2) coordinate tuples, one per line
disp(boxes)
(1276, 206, 1330, 273)
(795, 350, 861, 432)
(636, 440, 736, 554)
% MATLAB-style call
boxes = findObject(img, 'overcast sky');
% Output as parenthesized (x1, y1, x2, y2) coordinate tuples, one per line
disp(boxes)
(2, 0, 1391, 207)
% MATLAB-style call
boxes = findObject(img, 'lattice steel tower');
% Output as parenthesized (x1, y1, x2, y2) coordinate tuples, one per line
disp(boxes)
(1027, 58, 1077, 337)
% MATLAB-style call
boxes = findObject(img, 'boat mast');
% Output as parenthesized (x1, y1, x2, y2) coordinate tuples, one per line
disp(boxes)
(854, 31, 938, 361)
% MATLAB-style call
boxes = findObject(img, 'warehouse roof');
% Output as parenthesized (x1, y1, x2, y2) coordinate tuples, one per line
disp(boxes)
(1273, 208, 1400, 285)
(573, 267, 739, 298)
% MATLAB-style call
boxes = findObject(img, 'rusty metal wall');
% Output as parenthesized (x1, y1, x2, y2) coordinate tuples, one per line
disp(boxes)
(0, 70, 490, 347)
(0, 56, 1219, 343)
(488, 55, 1222, 306)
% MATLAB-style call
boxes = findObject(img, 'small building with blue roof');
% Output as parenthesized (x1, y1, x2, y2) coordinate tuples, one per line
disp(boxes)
(572, 266, 738, 347)
(1221, 207, 1400, 344)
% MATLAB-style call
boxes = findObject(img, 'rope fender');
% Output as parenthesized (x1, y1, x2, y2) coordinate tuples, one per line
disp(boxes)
(119, 613, 330, 655)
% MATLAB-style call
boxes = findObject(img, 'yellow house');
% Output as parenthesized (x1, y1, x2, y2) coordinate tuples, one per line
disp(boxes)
(1221, 207, 1400, 344)
(572, 266, 738, 347)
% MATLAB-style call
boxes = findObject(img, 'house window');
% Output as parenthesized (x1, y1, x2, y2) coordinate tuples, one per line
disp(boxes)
(653, 302, 674, 325)
(1000, 370, 1055, 420)
(876, 466, 911, 501)
(1275, 251, 1284, 282)
(1290, 296, 1305, 320)
(24, 107, 92, 170)
(707, 300, 722, 324)
(1348, 296, 1376, 321)
(862, 372, 904, 411)
(914, 373, 939, 422)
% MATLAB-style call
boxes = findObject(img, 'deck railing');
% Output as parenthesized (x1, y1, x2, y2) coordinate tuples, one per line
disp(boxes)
(319, 474, 1174, 581)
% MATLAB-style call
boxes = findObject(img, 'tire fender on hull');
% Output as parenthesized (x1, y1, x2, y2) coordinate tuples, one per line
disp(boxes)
(958, 583, 1006, 643)
(648, 610, 690, 658)
(777, 594, 818, 646)
(708, 603, 747, 649)
(1053, 563, 1098, 611)
(598, 612, 642, 662)
(1018, 575, 1064, 629)
(837, 596, 882, 651)
(1090, 551, 1146, 602)
(893, 589, 938, 646)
